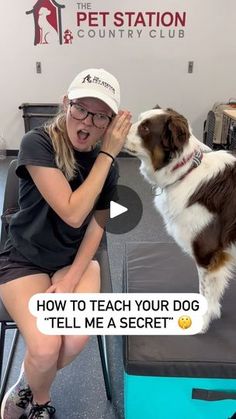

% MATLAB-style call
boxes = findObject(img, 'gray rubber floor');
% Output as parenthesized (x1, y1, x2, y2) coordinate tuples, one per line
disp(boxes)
(0, 156, 169, 418)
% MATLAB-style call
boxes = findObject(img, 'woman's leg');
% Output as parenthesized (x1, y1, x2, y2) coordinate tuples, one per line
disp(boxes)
(0, 274, 61, 405)
(0, 261, 100, 417)
(50, 261, 101, 369)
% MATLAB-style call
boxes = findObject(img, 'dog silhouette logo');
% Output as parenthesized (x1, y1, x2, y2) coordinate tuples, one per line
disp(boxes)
(26, 0, 70, 45)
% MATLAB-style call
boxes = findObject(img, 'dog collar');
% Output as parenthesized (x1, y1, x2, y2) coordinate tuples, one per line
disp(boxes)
(177, 149, 203, 180)
(171, 149, 203, 173)
(152, 149, 204, 196)
(152, 149, 203, 196)
(171, 151, 194, 172)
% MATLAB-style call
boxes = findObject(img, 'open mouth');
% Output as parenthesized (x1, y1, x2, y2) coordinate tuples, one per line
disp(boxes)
(77, 130, 90, 142)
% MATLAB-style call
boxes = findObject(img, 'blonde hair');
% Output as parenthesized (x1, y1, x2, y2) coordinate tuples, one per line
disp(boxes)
(45, 110, 77, 181)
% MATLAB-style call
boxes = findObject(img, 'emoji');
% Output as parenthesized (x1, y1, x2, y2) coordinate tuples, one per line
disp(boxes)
(178, 315, 192, 329)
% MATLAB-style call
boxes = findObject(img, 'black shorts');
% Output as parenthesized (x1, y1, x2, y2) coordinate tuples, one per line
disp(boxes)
(0, 247, 56, 284)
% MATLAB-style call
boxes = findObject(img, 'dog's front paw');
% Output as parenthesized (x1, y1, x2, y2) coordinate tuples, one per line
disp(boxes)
(200, 307, 222, 333)
(208, 304, 222, 321)
(200, 315, 210, 334)
(212, 304, 221, 320)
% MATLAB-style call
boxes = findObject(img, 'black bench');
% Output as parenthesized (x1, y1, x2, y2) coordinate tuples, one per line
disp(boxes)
(123, 242, 236, 419)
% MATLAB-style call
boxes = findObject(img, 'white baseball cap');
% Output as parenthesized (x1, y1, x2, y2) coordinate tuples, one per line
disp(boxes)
(67, 68, 120, 114)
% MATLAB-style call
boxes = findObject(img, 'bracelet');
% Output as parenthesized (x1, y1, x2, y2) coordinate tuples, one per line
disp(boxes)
(99, 150, 115, 164)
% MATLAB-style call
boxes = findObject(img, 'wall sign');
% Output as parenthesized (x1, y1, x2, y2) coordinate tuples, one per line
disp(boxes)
(26, 0, 187, 45)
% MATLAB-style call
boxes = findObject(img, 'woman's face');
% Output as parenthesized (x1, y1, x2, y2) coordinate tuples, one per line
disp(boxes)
(64, 97, 113, 151)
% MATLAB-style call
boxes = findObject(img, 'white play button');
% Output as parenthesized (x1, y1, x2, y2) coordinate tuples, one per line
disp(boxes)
(95, 185, 143, 234)
(110, 201, 128, 219)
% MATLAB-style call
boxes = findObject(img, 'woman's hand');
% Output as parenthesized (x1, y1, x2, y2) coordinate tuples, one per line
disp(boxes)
(101, 110, 132, 158)
(46, 276, 76, 293)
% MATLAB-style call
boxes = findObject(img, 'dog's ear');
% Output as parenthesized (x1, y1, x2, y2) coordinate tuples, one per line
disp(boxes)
(162, 111, 190, 151)
(153, 104, 161, 109)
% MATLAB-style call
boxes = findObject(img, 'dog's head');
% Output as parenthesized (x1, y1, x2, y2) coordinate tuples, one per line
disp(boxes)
(125, 107, 190, 171)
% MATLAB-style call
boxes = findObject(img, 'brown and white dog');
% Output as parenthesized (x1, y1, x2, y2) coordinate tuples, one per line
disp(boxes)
(124, 106, 236, 332)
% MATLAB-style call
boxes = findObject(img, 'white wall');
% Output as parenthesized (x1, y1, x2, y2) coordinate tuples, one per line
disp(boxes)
(0, 0, 235, 150)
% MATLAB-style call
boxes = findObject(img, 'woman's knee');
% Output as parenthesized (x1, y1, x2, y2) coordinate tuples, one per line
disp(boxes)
(61, 335, 90, 357)
(90, 260, 100, 275)
(75, 260, 101, 293)
(27, 335, 62, 370)
(90, 260, 101, 289)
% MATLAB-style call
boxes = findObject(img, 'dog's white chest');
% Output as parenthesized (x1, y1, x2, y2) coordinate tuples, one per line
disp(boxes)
(153, 192, 214, 255)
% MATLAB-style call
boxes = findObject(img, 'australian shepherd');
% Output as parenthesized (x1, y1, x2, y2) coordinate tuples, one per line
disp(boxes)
(124, 106, 236, 332)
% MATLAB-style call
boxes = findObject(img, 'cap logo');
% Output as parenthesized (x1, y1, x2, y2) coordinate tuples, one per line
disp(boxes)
(82, 74, 116, 95)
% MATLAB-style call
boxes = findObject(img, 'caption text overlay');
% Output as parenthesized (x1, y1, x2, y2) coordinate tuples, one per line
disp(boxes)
(29, 293, 207, 335)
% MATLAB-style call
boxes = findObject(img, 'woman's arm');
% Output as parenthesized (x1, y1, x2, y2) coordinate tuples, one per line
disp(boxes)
(27, 154, 112, 228)
(26, 111, 131, 228)
(47, 210, 108, 293)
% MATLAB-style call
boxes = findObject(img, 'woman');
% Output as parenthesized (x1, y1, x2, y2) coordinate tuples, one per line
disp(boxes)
(0, 68, 132, 419)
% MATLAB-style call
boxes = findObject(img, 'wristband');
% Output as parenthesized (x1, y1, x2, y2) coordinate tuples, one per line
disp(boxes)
(99, 150, 115, 164)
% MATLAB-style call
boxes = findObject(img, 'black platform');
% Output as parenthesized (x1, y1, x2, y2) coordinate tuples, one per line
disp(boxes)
(123, 242, 236, 378)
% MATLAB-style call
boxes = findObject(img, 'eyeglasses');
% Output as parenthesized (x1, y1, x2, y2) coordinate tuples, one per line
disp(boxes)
(69, 101, 113, 129)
